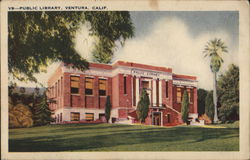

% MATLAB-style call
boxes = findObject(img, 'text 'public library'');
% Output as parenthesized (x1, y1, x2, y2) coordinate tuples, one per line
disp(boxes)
(48, 61, 198, 126)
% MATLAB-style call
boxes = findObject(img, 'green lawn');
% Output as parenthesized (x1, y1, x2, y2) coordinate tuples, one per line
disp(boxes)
(9, 123, 239, 152)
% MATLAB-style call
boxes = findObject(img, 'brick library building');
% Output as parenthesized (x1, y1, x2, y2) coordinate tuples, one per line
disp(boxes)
(48, 61, 198, 126)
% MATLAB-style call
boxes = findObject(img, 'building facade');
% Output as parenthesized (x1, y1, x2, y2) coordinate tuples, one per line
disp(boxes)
(48, 61, 198, 126)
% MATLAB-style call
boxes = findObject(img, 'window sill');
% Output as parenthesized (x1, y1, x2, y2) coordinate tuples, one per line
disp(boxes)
(71, 94, 80, 96)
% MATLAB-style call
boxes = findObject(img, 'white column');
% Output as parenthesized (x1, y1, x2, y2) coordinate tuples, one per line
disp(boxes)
(148, 80, 152, 103)
(159, 80, 162, 106)
(152, 79, 157, 106)
(136, 77, 140, 105)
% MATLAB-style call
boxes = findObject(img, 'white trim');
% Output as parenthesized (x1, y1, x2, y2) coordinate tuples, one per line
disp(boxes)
(63, 65, 173, 80)
(159, 80, 162, 105)
(173, 79, 197, 87)
(152, 79, 157, 105)
(136, 77, 140, 106)
(70, 74, 80, 77)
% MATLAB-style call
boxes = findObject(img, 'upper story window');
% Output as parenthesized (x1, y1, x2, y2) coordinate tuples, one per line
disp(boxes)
(186, 88, 193, 103)
(85, 77, 93, 95)
(99, 79, 107, 96)
(176, 87, 182, 103)
(123, 76, 127, 94)
(70, 76, 80, 94)
(166, 81, 168, 98)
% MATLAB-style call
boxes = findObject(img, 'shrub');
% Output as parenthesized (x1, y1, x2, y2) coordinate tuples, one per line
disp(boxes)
(181, 90, 189, 124)
(205, 91, 214, 122)
(9, 103, 33, 128)
(217, 64, 239, 123)
(199, 114, 212, 124)
(136, 89, 150, 123)
(105, 95, 111, 123)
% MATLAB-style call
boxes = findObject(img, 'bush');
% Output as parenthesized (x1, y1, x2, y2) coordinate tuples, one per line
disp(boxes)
(205, 91, 214, 122)
(218, 103, 239, 123)
(9, 103, 33, 128)
(181, 90, 189, 124)
(198, 88, 208, 116)
(199, 114, 212, 124)
(105, 95, 111, 123)
(136, 89, 150, 123)
(217, 64, 239, 123)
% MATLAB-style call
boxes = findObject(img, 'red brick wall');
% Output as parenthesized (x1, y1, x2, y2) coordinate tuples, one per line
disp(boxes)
(93, 76, 99, 108)
(172, 85, 197, 114)
(71, 95, 80, 107)
(112, 75, 119, 108)
(173, 85, 181, 112)
(119, 74, 132, 108)
(47, 65, 64, 111)
(168, 80, 173, 107)
(99, 97, 106, 109)
(63, 73, 71, 107)
(86, 96, 94, 108)
(162, 79, 167, 105)
(119, 109, 128, 118)
(162, 108, 182, 126)
(193, 87, 198, 113)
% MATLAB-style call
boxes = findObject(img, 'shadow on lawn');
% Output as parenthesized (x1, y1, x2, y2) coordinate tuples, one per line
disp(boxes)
(46, 124, 133, 133)
(9, 126, 239, 152)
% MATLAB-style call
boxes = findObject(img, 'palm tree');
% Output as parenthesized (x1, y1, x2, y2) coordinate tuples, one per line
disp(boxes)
(203, 38, 228, 123)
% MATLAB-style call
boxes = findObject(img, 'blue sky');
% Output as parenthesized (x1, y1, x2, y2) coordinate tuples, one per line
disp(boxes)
(16, 11, 239, 90)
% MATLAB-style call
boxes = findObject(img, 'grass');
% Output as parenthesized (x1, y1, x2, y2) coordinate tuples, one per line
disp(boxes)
(9, 123, 239, 152)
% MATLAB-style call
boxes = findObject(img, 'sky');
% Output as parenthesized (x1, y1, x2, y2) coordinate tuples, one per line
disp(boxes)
(15, 11, 239, 90)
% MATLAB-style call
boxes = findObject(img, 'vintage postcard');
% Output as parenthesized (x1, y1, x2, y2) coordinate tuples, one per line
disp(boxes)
(1, 0, 249, 159)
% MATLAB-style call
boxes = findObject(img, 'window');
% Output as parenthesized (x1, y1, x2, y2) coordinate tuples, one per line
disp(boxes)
(85, 77, 93, 95)
(124, 76, 127, 94)
(85, 113, 94, 121)
(58, 80, 60, 97)
(133, 76, 136, 106)
(177, 87, 182, 103)
(186, 88, 193, 103)
(61, 77, 63, 96)
(70, 76, 80, 94)
(142, 81, 149, 89)
(99, 79, 107, 96)
(60, 113, 62, 122)
(70, 112, 80, 121)
(166, 81, 168, 98)
(167, 114, 171, 123)
(156, 79, 159, 106)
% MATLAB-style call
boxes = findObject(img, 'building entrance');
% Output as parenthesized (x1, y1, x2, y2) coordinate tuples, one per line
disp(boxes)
(152, 112, 162, 126)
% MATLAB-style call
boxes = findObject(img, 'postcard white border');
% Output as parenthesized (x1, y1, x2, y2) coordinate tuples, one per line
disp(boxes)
(1, 0, 249, 159)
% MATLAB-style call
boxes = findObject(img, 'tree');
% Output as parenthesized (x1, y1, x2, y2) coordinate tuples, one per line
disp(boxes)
(217, 64, 239, 123)
(203, 38, 228, 123)
(9, 11, 134, 83)
(9, 102, 33, 128)
(205, 91, 214, 122)
(136, 89, 150, 123)
(105, 95, 111, 123)
(197, 88, 208, 116)
(34, 92, 54, 126)
(181, 90, 189, 124)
